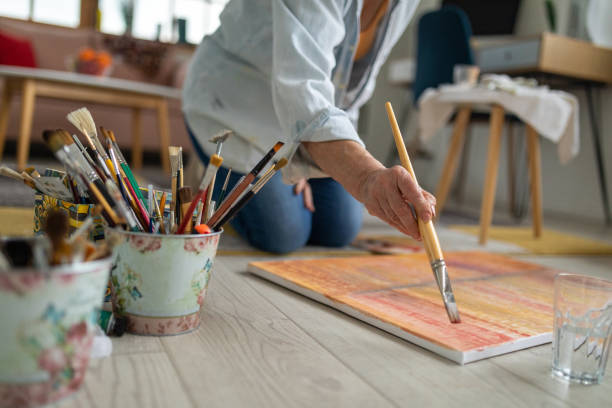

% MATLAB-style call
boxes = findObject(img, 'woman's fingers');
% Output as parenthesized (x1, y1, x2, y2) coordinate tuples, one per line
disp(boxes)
(393, 166, 434, 222)
(293, 179, 314, 212)
(302, 181, 315, 212)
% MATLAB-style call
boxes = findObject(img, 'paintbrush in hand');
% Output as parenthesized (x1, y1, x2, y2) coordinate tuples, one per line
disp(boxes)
(385, 101, 460, 324)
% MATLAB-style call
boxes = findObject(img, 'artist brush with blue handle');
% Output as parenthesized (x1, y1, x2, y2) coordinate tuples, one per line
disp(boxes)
(385, 101, 460, 324)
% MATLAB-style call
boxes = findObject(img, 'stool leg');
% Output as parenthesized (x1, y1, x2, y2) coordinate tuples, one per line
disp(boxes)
(506, 121, 515, 216)
(526, 125, 542, 238)
(0, 81, 14, 161)
(479, 105, 505, 245)
(131, 107, 142, 171)
(16, 79, 36, 171)
(435, 106, 471, 215)
(156, 99, 171, 174)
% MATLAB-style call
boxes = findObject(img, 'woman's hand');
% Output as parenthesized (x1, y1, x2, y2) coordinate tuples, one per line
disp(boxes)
(358, 166, 436, 240)
(302, 140, 436, 240)
(294, 178, 315, 212)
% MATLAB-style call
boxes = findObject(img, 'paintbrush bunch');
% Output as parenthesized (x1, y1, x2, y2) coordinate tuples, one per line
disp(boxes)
(1, 106, 289, 236)
(0, 208, 114, 272)
(171, 134, 287, 235)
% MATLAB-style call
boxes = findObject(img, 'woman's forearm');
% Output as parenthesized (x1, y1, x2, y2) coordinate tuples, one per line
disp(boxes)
(302, 140, 383, 201)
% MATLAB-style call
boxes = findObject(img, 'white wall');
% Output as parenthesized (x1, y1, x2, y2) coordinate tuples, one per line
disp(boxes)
(361, 0, 612, 223)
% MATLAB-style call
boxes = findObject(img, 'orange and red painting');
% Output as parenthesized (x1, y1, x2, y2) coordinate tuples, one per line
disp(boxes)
(248, 252, 558, 364)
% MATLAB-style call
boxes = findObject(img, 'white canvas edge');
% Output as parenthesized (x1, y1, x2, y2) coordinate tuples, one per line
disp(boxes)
(248, 263, 552, 365)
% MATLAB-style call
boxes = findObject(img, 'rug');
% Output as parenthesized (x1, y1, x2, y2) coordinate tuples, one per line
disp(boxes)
(451, 225, 612, 255)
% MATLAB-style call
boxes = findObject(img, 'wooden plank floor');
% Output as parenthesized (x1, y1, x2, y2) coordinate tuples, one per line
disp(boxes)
(2, 203, 610, 407)
(52, 251, 612, 408)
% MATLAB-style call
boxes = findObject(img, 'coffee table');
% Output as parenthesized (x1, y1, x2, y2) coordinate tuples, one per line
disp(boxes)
(0, 65, 181, 172)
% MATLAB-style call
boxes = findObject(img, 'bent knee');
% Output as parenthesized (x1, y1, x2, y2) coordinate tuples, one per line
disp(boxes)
(238, 218, 311, 255)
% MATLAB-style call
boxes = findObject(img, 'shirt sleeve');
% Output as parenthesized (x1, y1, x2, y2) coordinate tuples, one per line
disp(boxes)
(271, 0, 365, 182)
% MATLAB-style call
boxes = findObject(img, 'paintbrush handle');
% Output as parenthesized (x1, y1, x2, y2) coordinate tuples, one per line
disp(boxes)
(211, 190, 253, 231)
(177, 189, 205, 234)
(204, 173, 216, 218)
(385, 102, 443, 261)
(124, 176, 150, 228)
(120, 163, 146, 206)
(207, 174, 254, 227)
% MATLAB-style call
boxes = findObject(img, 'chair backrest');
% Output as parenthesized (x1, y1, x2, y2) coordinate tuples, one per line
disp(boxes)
(412, 6, 474, 105)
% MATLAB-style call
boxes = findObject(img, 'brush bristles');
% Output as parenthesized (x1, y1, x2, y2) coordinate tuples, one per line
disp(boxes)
(0, 167, 24, 181)
(274, 158, 288, 170)
(99, 126, 109, 142)
(273, 141, 284, 152)
(445, 302, 461, 324)
(66, 107, 97, 138)
(209, 154, 223, 168)
(178, 186, 192, 203)
(209, 129, 233, 144)
(168, 146, 181, 173)
(42, 130, 65, 153)
(58, 129, 74, 145)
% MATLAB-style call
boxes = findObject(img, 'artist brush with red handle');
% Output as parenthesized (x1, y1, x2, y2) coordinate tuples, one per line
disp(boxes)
(176, 154, 224, 234)
(385, 101, 460, 324)
(207, 141, 284, 228)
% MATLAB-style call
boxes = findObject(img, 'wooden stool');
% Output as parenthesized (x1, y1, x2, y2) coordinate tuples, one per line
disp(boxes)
(434, 105, 542, 245)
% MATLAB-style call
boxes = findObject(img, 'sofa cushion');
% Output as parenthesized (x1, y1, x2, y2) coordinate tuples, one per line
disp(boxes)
(0, 30, 37, 67)
(0, 17, 100, 71)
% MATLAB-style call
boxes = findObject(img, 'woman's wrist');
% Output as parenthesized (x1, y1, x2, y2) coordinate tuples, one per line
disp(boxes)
(302, 140, 384, 201)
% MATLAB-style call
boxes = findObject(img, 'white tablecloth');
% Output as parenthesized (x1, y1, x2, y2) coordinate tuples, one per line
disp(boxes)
(418, 80, 580, 164)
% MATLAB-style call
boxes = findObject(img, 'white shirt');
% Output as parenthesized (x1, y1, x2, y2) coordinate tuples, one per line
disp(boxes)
(183, 0, 419, 183)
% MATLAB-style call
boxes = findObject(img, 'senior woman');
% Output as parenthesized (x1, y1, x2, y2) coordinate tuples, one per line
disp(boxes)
(183, 0, 435, 254)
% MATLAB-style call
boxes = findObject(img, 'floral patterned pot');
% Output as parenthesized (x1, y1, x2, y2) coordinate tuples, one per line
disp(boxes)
(105, 228, 222, 336)
(0, 258, 112, 408)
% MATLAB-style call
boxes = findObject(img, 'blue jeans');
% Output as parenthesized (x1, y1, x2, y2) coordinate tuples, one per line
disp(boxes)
(187, 125, 363, 254)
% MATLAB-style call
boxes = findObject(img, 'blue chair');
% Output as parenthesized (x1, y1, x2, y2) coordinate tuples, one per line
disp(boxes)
(387, 6, 475, 165)
(392, 7, 542, 244)
(412, 6, 474, 105)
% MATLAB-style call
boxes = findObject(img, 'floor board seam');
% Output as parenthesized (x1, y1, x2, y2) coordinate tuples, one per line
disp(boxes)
(243, 270, 401, 408)
(489, 359, 582, 407)
(159, 339, 199, 408)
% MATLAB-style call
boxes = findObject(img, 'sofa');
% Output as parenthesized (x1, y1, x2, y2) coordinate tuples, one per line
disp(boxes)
(0, 17, 193, 159)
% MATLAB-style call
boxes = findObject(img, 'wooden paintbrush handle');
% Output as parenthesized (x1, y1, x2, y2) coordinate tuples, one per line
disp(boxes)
(385, 102, 444, 261)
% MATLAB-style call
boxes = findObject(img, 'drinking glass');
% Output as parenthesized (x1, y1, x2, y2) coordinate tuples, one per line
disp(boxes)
(552, 274, 612, 384)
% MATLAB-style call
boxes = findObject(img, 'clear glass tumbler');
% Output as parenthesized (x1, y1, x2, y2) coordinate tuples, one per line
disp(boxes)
(552, 274, 612, 384)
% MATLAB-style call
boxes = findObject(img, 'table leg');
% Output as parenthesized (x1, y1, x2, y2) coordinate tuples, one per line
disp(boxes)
(16, 79, 36, 171)
(156, 99, 171, 174)
(585, 85, 611, 225)
(131, 107, 142, 171)
(479, 105, 505, 245)
(526, 125, 542, 238)
(435, 106, 471, 215)
(0, 81, 14, 160)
